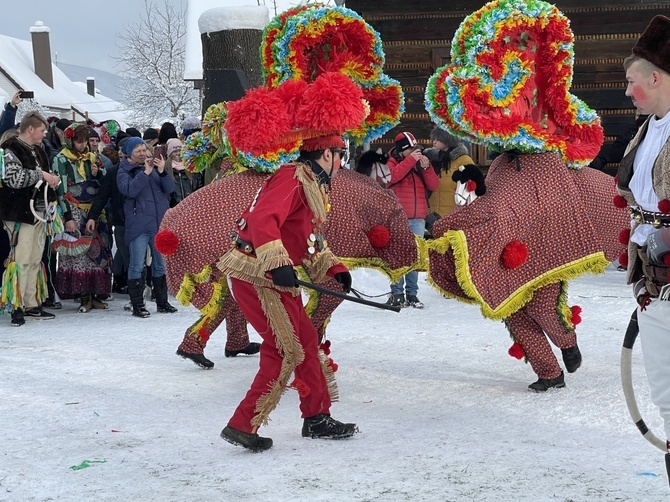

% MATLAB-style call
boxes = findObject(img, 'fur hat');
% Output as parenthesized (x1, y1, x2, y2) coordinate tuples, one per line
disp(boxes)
(122, 137, 146, 157)
(429, 127, 460, 148)
(394, 132, 417, 152)
(632, 15, 670, 75)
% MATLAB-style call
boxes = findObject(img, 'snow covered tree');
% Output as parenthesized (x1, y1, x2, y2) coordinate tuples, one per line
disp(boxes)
(115, 0, 199, 129)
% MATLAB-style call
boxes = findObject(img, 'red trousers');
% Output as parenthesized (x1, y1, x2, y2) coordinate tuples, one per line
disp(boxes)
(227, 278, 331, 433)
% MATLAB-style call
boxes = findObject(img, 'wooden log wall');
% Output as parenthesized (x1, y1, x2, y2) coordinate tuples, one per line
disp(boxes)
(345, 0, 670, 173)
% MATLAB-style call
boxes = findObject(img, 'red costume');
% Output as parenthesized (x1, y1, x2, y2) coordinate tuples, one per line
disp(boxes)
(217, 161, 346, 432)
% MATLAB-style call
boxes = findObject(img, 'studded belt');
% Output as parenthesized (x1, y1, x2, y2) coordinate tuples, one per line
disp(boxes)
(629, 207, 670, 228)
(230, 232, 255, 255)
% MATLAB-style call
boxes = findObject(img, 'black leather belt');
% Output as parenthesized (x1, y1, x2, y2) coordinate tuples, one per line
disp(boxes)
(630, 207, 670, 228)
(231, 232, 255, 255)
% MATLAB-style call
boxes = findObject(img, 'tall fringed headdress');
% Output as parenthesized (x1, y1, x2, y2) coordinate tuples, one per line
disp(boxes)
(424, 0, 604, 168)
(186, 4, 405, 174)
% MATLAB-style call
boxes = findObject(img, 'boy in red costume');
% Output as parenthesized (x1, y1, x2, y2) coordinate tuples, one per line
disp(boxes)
(216, 135, 356, 451)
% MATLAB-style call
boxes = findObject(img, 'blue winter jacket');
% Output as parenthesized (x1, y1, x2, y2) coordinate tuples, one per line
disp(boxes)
(117, 157, 175, 243)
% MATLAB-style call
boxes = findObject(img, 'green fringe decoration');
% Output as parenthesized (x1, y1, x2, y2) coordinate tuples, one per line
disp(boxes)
(36, 263, 48, 304)
(0, 261, 22, 313)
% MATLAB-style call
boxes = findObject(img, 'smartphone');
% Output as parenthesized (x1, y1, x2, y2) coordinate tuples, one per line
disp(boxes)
(19, 91, 34, 99)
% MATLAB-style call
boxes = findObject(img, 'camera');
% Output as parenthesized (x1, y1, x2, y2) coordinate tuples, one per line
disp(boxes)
(423, 147, 446, 163)
(19, 91, 34, 99)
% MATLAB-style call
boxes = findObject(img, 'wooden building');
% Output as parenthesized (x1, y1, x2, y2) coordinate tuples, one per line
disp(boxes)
(345, 0, 670, 173)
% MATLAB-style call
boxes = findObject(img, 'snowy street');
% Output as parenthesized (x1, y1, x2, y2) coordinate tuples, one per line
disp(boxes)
(1, 267, 668, 501)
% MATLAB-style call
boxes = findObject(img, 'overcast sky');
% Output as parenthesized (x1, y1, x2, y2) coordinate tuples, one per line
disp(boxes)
(2, 0, 295, 74)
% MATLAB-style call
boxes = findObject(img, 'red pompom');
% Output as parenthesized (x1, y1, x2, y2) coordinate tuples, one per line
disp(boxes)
(367, 225, 390, 248)
(613, 194, 628, 209)
(328, 358, 339, 372)
(618, 251, 628, 268)
(225, 86, 292, 154)
(274, 79, 310, 126)
(64, 127, 75, 140)
(155, 229, 180, 256)
(618, 227, 631, 246)
(571, 305, 582, 326)
(658, 199, 670, 213)
(508, 342, 525, 360)
(296, 72, 366, 133)
(290, 378, 311, 397)
(466, 180, 477, 192)
(501, 240, 528, 269)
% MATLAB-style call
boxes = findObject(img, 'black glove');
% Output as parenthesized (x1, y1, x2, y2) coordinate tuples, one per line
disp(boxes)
(270, 265, 297, 288)
(334, 271, 352, 293)
(646, 228, 670, 266)
(451, 164, 486, 196)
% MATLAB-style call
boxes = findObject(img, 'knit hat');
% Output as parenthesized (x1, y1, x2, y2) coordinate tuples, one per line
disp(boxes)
(114, 131, 130, 149)
(88, 127, 100, 139)
(394, 132, 417, 152)
(122, 137, 146, 156)
(632, 15, 670, 75)
(55, 118, 71, 131)
(166, 138, 183, 158)
(429, 127, 459, 148)
(143, 128, 159, 141)
(126, 127, 142, 138)
(117, 137, 131, 153)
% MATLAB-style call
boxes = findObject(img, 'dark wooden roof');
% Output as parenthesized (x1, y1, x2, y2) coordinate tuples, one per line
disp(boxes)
(345, 0, 670, 173)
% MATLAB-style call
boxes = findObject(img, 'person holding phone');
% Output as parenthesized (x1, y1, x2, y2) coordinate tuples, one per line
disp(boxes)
(0, 91, 23, 138)
(116, 137, 176, 318)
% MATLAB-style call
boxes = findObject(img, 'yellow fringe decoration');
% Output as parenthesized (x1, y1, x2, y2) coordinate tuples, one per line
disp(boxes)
(0, 261, 22, 311)
(176, 265, 212, 306)
(556, 281, 574, 330)
(294, 165, 328, 224)
(255, 240, 293, 273)
(189, 277, 228, 337)
(306, 250, 341, 283)
(319, 349, 339, 402)
(251, 285, 305, 429)
(36, 262, 48, 304)
(427, 229, 610, 320)
(217, 248, 298, 293)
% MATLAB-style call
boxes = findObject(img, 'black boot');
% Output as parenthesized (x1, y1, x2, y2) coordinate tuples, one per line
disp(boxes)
(528, 371, 566, 392)
(220, 425, 273, 452)
(112, 274, 128, 294)
(561, 345, 582, 373)
(153, 275, 177, 313)
(225, 342, 261, 358)
(302, 414, 358, 439)
(128, 278, 150, 318)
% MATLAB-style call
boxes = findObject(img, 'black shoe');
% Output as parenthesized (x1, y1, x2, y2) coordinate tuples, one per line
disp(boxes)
(561, 345, 582, 373)
(302, 414, 358, 439)
(528, 372, 566, 392)
(25, 307, 55, 320)
(11, 309, 25, 327)
(132, 304, 151, 318)
(157, 302, 178, 313)
(220, 425, 273, 452)
(385, 293, 405, 308)
(42, 299, 62, 310)
(225, 342, 261, 358)
(176, 348, 214, 369)
(406, 295, 424, 309)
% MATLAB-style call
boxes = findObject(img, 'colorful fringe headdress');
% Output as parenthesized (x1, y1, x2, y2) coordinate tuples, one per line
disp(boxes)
(205, 4, 404, 174)
(424, 0, 604, 168)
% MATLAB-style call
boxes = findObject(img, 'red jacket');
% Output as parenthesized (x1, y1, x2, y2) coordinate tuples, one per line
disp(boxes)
(387, 148, 440, 219)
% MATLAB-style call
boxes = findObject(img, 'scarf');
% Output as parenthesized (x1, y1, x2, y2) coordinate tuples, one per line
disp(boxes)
(172, 160, 186, 172)
(61, 148, 97, 180)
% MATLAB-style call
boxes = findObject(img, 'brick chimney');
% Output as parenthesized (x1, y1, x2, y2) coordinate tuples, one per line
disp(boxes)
(30, 21, 53, 88)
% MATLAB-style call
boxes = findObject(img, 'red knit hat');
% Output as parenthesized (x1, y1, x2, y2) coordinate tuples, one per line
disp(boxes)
(394, 132, 417, 152)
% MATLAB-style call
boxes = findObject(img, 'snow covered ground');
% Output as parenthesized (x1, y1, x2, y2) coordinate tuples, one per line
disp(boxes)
(1, 266, 668, 501)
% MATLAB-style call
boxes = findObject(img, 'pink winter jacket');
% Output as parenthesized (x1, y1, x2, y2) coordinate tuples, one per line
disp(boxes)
(387, 149, 440, 219)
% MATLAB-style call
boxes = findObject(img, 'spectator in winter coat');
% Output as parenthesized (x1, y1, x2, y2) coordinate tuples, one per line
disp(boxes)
(0, 91, 22, 138)
(425, 126, 475, 218)
(165, 138, 200, 206)
(153, 121, 178, 161)
(45, 118, 71, 163)
(116, 137, 177, 318)
(142, 128, 159, 153)
(385, 131, 439, 308)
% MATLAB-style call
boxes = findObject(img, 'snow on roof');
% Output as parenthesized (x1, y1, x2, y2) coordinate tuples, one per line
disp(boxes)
(0, 33, 129, 125)
(198, 5, 269, 34)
